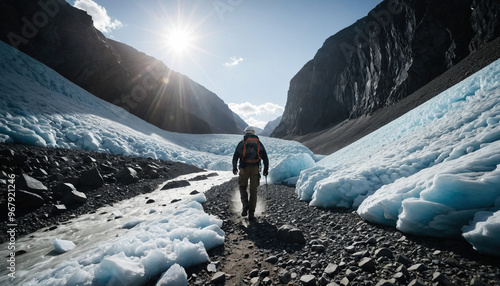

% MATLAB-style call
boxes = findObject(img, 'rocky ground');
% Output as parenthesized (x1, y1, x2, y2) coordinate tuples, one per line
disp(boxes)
(0, 143, 203, 240)
(1, 143, 500, 286)
(197, 182, 500, 286)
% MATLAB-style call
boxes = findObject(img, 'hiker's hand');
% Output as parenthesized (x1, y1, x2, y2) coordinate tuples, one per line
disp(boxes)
(263, 168, 268, 176)
(233, 167, 238, 175)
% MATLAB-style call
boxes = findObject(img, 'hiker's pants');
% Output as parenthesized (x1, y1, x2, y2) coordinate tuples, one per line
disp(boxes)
(238, 164, 260, 213)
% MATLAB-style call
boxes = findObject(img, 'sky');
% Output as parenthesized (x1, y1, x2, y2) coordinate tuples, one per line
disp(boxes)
(69, 0, 381, 128)
(1, 37, 500, 285)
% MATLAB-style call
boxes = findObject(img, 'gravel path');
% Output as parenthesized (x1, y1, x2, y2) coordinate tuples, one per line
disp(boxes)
(198, 180, 500, 286)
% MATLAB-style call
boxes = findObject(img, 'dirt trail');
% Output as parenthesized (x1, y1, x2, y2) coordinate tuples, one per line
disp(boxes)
(202, 180, 293, 285)
(219, 186, 277, 284)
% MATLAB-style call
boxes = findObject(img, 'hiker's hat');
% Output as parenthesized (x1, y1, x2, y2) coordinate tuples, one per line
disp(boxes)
(244, 126, 255, 135)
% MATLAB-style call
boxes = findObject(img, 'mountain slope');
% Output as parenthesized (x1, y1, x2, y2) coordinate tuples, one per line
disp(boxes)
(272, 0, 500, 148)
(259, 116, 282, 137)
(0, 0, 241, 134)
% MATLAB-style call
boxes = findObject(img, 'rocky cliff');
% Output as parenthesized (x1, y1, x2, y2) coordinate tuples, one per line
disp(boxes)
(272, 0, 500, 139)
(0, 0, 241, 134)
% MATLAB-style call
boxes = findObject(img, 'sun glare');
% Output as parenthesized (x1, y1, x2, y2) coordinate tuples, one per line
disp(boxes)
(166, 28, 193, 54)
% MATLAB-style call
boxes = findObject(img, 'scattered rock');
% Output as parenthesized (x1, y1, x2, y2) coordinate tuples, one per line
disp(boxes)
(162, 180, 190, 190)
(470, 278, 489, 286)
(83, 156, 96, 163)
(18, 173, 48, 192)
(324, 263, 339, 277)
(0, 148, 14, 157)
(211, 272, 225, 284)
(79, 167, 104, 188)
(279, 270, 292, 284)
(207, 263, 217, 273)
(249, 269, 259, 278)
(395, 254, 412, 267)
(375, 247, 393, 258)
(344, 245, 356, 253)
(259, 270, 270, 277)
(408, 263, 427, 272)
(432, 272, 453, 286)
(189, 174, 209, 181)
(300, 274, 316, 286)
(393, 272, 407, 283)
(56, 183, 87, 206)
(146, 169, 159, 179)
(265, 255, 278, 264)
(33, 168, 48, 177)
(17, 190, 45, 209)
(311, 244, 326, 253)
(116, 167, 139, 185)
(52, 204, 67, 214)
(276, 225, 306, 244)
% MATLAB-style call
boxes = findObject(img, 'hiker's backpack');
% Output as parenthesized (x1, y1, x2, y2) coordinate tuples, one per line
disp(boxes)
(241, 137, 261, 164)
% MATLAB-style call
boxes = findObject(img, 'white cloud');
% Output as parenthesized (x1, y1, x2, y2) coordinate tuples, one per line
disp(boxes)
(223, 56, 244, 67)
(73, 0, 123, 34)
(229, 102, 284, 129)
(244, 117, 268, 130)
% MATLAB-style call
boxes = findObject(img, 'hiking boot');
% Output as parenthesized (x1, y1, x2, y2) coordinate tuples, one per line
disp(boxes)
(241, 204, 248, 217)
(248, 211, 255, 221)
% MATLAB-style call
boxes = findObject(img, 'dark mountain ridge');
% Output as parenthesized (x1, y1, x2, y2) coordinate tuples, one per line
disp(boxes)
(272, 0, 500, 153)
(0, 0, 241, 134)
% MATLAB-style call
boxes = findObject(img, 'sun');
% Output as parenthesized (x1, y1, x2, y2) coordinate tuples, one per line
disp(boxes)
(166, 27, 193, 54)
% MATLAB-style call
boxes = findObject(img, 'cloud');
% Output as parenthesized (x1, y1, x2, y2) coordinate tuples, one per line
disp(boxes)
(229, 102, 284, 129)
(73, 0, 123, 33)
(244, 117, 268, 130)
(229, 102, 284, 116)
(223, 56, 244, 67)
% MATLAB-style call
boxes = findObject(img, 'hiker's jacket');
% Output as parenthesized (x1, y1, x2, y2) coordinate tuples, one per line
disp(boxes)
(232, 134, 269, 170)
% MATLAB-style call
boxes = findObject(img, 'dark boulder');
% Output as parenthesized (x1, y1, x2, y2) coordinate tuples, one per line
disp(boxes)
(276, 224, 306, 244)
(54, 183, 87, 205)
(17, 174, 48, 192)
(79, 168, 104, 189)
(115, 167, 139, 185)
(17, 190, 45, 209)
(162, 180, 190, 190)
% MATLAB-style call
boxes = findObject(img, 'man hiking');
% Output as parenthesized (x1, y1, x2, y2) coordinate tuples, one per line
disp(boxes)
(232, 126, 269, 221)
